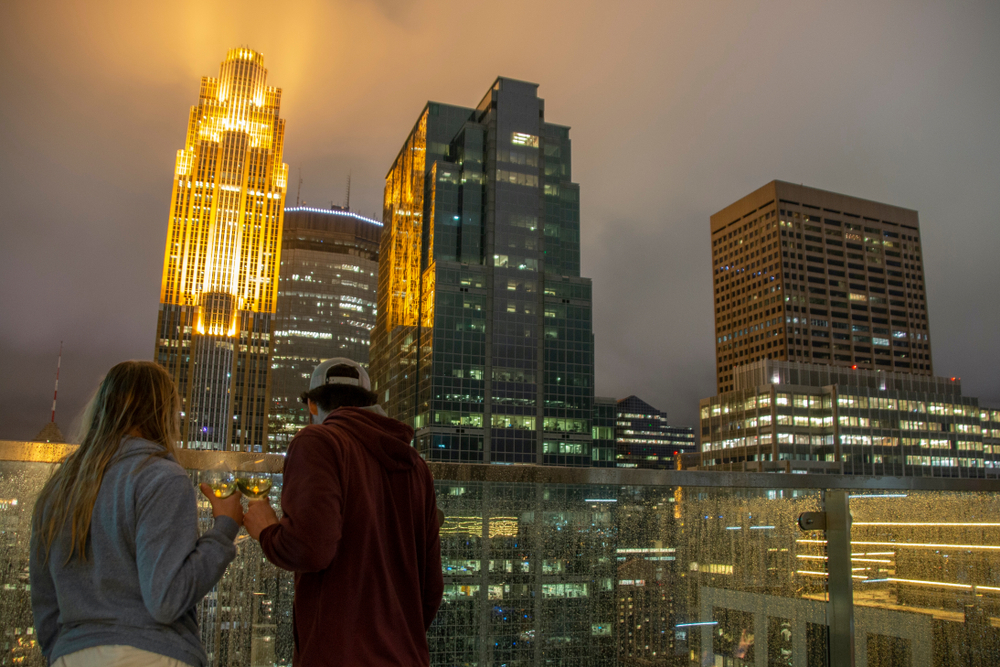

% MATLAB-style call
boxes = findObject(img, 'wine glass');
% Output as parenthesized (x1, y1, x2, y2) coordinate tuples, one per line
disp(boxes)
(235, 459, 273, 502)
(201, 460, 236, 499)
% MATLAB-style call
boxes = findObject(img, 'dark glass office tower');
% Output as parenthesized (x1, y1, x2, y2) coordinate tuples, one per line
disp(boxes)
(267, 206, 381, 452)
(371, 78, 594, 466)
(592, 397, 617, 467)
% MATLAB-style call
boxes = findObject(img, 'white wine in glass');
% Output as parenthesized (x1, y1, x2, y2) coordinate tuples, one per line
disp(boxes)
(209, 479, 237, 498)
(202, 463, 236, 498)
(235, 475, 272, 500)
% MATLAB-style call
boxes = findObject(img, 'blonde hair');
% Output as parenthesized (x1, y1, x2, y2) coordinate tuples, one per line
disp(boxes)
(33, 361, 180, 563)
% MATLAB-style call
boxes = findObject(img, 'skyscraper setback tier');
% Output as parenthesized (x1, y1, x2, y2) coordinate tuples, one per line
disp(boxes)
(268, 206, 381, 452)
(370, 77, 595, 465)
(711, 181, 932, 394)
(155, 48, 288, 451)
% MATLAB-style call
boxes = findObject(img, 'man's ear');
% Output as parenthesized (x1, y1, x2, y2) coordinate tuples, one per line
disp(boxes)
(308, 400, 319, 416)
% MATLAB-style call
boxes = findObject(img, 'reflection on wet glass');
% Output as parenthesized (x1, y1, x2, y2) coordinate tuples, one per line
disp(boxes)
(847, 491, 1000, 665)
(2, 455, 997, 665)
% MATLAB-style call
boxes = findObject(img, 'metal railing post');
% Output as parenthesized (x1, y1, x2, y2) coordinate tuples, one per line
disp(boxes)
(824, 489, 856, 666)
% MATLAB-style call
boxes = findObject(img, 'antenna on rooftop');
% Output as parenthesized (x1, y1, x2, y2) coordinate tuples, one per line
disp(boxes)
(296, 167, 303, 206)
(34, 342, 66, 443)
(344, 172, 352, 211)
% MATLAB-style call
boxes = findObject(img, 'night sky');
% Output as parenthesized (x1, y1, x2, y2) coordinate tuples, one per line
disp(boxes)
(2, 0, 998, 441)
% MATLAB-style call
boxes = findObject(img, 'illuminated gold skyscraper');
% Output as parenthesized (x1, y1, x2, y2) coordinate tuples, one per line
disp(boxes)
(155, 48, 288, 451)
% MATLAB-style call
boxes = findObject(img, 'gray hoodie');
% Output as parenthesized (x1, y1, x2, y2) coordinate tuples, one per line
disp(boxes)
(30, 437, 238, 667)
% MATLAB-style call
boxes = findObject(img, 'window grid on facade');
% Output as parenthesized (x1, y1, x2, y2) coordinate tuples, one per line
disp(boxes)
(371, 78, 595, 467)
(710, 181, 931, 395)
(267, 207, 381, 452)
(155, 48, 288, 452)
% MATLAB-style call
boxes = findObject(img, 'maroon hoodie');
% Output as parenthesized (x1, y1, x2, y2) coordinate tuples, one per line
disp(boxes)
(259, 406, 443, 666)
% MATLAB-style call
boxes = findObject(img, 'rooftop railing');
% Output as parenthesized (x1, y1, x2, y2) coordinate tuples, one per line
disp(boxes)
(2, 441, 1000, 666)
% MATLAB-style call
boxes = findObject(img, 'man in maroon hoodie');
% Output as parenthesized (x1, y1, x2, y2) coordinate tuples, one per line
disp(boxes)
(244, 358, 443, 666)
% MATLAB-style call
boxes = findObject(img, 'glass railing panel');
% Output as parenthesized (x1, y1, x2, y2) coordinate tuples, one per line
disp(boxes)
(189, 468, 289, 667)
(0, 460, 56, 666)
(430, 480, 827, 667)
(0, 456, 294, 667)
(847, 490, 1000, 667)
(674, 485, 828, 667)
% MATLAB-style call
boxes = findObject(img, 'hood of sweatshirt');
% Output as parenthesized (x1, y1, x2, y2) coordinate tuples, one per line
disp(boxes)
(322, 406, 418, 472)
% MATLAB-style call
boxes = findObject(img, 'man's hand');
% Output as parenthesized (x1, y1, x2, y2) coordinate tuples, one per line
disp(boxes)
(200, 483, 244, 526)
(244, 497, 279, 541)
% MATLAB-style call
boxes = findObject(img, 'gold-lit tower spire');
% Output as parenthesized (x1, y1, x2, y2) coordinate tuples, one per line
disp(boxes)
(155, 47, 288, 451)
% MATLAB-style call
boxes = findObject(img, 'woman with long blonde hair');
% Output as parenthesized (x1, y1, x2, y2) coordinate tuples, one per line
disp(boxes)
(30, 361, 243, 667)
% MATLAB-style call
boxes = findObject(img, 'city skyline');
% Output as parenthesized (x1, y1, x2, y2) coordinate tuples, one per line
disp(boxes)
(2, 1, 999, 441)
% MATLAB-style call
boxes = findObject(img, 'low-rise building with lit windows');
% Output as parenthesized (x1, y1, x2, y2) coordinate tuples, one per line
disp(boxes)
(267, 206, 381, 452)
(697, 360, 1000, 477)
(615, 395, 696, 470)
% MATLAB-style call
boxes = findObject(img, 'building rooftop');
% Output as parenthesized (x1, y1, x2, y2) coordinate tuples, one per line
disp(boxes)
(284, 206, 382, 227)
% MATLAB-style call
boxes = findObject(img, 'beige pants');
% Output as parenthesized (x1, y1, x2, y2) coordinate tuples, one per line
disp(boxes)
(53, 645, 189, 667)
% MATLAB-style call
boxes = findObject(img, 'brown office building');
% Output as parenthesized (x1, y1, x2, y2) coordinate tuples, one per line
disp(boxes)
(697, 182, 1000, 478)
(710, 181, 932, 393)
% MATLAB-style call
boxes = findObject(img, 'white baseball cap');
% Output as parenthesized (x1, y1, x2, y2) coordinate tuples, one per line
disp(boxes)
(309, 358, 372, 391)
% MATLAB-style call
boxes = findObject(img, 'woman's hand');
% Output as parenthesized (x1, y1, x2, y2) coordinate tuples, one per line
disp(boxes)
(200, 483, 244, 526)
